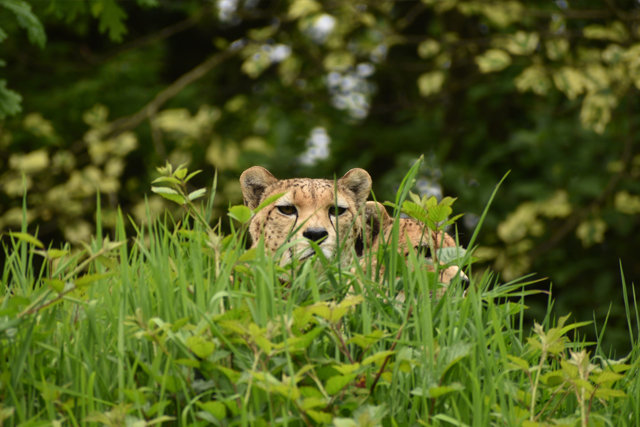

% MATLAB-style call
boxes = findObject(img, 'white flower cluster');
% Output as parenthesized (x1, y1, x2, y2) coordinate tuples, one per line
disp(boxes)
(326, 63, 376, 119)
(217, 0, 238, 23)
(305, 14, 337, 44)
(299, 127, 330, 166)
(415, 177, 443, 201)
(260, 44, 292, 63)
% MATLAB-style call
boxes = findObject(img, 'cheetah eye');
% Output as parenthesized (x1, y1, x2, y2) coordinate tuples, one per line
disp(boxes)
(329, 206, 348, 216)
(277, 205, 297, 216)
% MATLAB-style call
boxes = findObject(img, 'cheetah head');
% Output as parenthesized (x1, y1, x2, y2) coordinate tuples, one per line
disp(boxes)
(240, 166, 372, 267)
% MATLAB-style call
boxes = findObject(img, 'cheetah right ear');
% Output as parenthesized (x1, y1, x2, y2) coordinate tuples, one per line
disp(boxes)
(240, 166, 279, 210)
(364, 201, 393, 239)
(338, 168, 372, 208)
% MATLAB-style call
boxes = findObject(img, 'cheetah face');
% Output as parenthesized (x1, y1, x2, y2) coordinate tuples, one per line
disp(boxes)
(240, 167, 372, 267)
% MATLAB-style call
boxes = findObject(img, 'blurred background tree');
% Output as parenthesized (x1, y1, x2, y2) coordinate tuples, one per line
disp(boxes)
(1, 0, 639, 352)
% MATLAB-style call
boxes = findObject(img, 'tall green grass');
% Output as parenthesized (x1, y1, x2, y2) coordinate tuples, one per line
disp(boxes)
(1, 172, 638, 427)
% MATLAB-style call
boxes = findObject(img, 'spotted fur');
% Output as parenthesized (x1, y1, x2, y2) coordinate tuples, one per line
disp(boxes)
(361, 201, 467, 286)
(240, 166, 371, 267)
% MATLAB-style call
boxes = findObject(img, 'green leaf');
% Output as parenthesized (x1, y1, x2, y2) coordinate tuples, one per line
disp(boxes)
(411, 382, 464, 398)
(288, 327, 323, 351)
(362, 350, 395, 366)
(174, 358, 200, 368)
(333, 363, 360, 375)
(593, 371, 624, 384)
(75, 272, 116, 288)
(228, 205, 253, 224)
(188, 188, 206, 201)
(254, 192, 286, 214)
(151, 176, 181, 185)
(184, 169, 202, 183)
(417, 71, 445, 97)
(1, 0, 46, 48)
(44, 279, 65, 293)
(428, 205, 452, 223)
(436, 247, 466, 264)
(348, 330, 384, 349)
(8, 232, 44, 248)
(215, 366, 241, 383)
(325, 374, 356, 395)
(306, 410, 332, 424)
(91, 0, 128, 42)
(186, 335, 215, 359)
(151, 186, 185, 205)
(238, 248, 256, 262)
(475, 49, 512, 73)
(301, 396, 326, 410)
(47, 249, 69, 259)
(197, 401, 226, 419)
(593, 388, 626, 400)
(173, 167, 188, 180)
(507, 355, 530, 371)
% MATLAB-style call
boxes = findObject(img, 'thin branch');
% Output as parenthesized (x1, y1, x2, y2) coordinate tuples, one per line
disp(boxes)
(80, 5, 212, 64)
(101, 48, 236, 140)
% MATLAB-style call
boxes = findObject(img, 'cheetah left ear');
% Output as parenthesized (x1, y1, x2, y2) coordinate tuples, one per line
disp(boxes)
(338, 168, 372, 208)
(240, 166, 279, 210)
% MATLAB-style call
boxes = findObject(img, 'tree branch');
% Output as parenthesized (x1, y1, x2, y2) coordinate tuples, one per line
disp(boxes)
(80, 5, 212, 65)
(101, 48, 236, 140)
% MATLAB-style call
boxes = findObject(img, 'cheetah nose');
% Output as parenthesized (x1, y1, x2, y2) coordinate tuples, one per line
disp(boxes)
(303, 228, 329, 242)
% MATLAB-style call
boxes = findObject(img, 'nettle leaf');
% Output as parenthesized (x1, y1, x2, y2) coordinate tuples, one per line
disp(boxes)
(594, 388, 627, 400)
(301, 396, 326, 411)
(362, 350, 395, 366)
(436, 247, 466, 264)
(593, 370, 625, 384)
(401, 201, 428, 223)
(428, 205, 452, 223)
(186, 335, 215, 359)
(306, 410, 333, 424)
(288, 327, 323, 351)
(333, 363, 360, 375)
(197, 401, 226, 420)
(348, 330, 384, 349)
(507, 355, 530, 371)
(325, 374, 357, 395)
(411, 382, 464, 398)
(44, 279, 65, 293)
(540, 370, 565, 386)
(47, 249, 69, 259)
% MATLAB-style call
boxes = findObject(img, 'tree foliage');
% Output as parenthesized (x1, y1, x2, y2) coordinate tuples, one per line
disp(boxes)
(1, 0, 639, 350)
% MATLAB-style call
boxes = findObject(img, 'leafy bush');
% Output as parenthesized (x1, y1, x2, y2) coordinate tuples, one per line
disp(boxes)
(1, 165, 638, 426)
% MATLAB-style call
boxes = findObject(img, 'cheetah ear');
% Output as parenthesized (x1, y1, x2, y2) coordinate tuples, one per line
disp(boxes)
(363, 201, 393, 240)
(338, 168, 372, 208)
(240, 166, 279, 210)
(364, 202, 393, 231)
